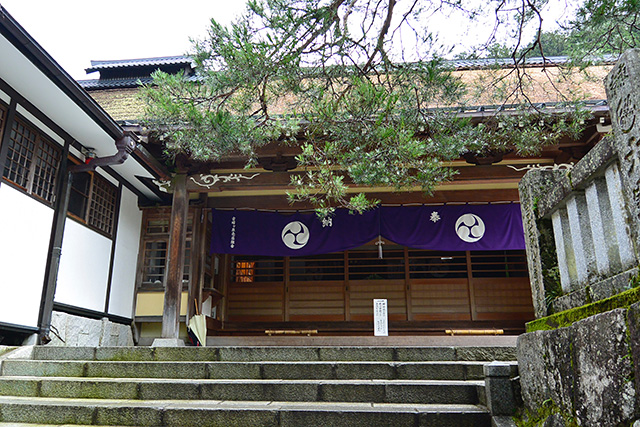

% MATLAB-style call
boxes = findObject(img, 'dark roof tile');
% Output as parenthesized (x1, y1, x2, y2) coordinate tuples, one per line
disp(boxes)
(85, 56, 192, 73)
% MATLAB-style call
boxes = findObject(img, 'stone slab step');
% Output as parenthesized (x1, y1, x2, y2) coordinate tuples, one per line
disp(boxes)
(0, 396, 491, 427)
(1, 360, 493, 380)
(0, 424, 127, 427)
(206, 335, 518, 347)
(0, 376, 484, 404)
(30, 346, 516, 362)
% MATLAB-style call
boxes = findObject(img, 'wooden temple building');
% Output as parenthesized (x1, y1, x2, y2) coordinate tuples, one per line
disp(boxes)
(75, 56, 613, 343)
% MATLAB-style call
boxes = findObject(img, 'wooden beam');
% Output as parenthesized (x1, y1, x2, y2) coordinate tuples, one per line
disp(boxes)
(184, 165, 528, 194)
(206, 188, 522, 210)
(161, 174, 189, 339)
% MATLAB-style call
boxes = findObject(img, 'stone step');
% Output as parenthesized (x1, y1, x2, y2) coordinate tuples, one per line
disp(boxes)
(0, 396, 491, 427)
(1, 359, 492, 380)
(30, 345, 516, 362)
(0, 376, 484, 404)
(0, 425, 125, 427)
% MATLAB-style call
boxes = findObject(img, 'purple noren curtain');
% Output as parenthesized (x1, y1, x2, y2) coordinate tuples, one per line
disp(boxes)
(210, 204, 525, 256)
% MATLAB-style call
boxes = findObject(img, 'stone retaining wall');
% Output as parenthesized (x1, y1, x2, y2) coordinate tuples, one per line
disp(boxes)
(48, 311, 133, 347)
(518, 305, 640, 425)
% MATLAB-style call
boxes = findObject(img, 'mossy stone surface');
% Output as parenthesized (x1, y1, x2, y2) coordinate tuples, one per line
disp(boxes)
(526, 286, 640, 332)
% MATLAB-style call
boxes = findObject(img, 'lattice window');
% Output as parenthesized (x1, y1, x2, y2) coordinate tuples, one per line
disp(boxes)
(143, 240, 168, 285)
(67, 168, 118, 237)
(470, 250, 528, 278)
(231, 256, 284, 282)
(348, 246, 405, 280)
(235, 261, 256, 282)
(32, 140, 62, 203)
(408, 250, 468, 279)
(5, 120, 37, 190)
(290, 253, 345, 281)
(3, 119, 61, 204)
(88, 174, 118, 235)
(139, 209, 193, 288)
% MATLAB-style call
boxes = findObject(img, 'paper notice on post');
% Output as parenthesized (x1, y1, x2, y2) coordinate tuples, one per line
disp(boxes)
(373, 299, 388, 336)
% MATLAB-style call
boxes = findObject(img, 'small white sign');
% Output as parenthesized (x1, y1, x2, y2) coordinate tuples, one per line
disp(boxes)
(373, 299, 388, 336)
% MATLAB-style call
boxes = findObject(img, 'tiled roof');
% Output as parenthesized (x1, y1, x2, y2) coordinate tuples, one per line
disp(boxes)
(79, 54, 619, 90)
(85, 56, 191, 73)
(79, 75, 199, 90)
(448, 54, 618, 70)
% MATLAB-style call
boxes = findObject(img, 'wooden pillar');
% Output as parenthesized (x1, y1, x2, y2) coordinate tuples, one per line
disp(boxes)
(284, 257, 290, 321)
(188, 197, 207, 321)
(220, 254, 231, 321)
(161, 174, 189, 339)
(465, 251, 477, 321)
(404, 247, 412, 321)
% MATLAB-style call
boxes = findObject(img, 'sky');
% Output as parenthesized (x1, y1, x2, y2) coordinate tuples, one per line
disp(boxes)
(0, 1, 576, 81)
(0, 0, 247, 80)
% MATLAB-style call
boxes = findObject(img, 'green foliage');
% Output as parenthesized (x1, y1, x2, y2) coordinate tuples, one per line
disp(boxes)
(567, 0, 640, 61)
(140, 0, 612, 213)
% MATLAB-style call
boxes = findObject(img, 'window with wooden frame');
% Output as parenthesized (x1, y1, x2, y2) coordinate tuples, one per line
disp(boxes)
(67, 167, 118, 236)
(138, 208, 193, 289)
(2, 118, 62, 205)
(231, 256, 284, 283)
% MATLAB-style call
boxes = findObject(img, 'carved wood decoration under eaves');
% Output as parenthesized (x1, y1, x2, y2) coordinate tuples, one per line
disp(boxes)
(154, 173, 262, 193)
(190, 173, 261, 189)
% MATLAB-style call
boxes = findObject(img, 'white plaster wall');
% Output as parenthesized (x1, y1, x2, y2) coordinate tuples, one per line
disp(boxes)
(108, 187, 142, 318)
(56, 219, 112, 312)
(0, 185, 53, 328)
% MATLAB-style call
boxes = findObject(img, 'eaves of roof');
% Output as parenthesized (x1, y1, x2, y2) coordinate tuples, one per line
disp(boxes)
(0, 6, 123, 140)
(448, 55, 618, 70)
(78, 75, 200, 90)
(86, 56, 192, 74)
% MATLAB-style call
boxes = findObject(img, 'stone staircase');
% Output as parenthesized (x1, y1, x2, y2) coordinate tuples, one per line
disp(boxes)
(0, 344, 517, 426)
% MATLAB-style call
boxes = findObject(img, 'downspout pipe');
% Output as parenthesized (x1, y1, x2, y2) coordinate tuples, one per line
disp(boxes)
(69, 134, 137, 173)
(38, 133, 137, 344)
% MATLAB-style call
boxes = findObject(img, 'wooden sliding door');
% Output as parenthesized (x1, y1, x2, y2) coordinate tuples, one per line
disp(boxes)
(224, 244, 534, 325)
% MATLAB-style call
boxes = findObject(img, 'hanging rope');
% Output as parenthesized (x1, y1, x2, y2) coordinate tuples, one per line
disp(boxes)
(375, 235, 384, 259)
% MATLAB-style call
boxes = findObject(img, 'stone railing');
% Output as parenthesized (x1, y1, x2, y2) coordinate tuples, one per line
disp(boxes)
(515, 49, 640, 426)
(520, 137, 638, 315)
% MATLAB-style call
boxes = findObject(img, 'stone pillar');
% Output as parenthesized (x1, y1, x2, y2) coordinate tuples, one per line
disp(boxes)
(585, 178, 611, 275)
(519, 170, 568, 318)
(566, 193, 596, 284)
(605, 49, 640, 259)
(605, 163, 636, 269)
(484, 361, 518, 416)
(551, 208, 575, 293)
(159, 173, 189, 343)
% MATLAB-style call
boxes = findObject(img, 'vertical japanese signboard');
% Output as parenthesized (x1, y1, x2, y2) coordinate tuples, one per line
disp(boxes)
(373, 299, 388, 336)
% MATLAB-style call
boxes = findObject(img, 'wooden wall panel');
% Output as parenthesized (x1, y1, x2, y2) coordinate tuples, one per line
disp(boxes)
(226, 281, 284, 322)
(409, 279, 471, 321)
(472, 277, 535, 321)
(288, 281, 345, 321)
(349, 280, 406, 321)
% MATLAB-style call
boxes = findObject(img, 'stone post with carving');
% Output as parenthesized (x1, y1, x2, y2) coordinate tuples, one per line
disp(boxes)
(605, 49, 640, 256)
